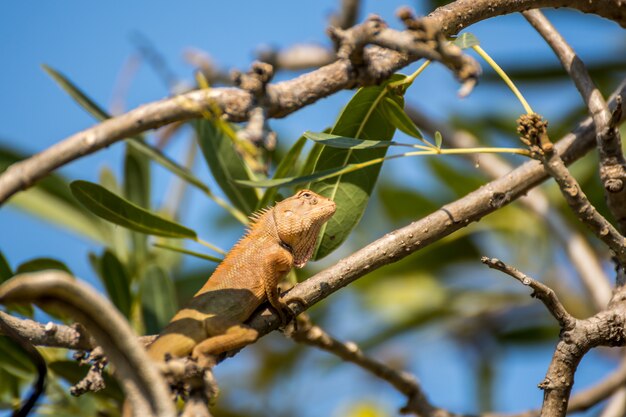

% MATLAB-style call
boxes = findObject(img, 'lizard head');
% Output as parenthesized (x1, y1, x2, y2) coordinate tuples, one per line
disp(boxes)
(273, 189, 336, 268)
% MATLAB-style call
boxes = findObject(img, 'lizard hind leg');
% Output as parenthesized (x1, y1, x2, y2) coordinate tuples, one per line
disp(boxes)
(191, 324, 259, 367)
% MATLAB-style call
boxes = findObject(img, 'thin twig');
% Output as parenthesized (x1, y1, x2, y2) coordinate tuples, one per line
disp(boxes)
(257, 43, 335, 71)
(568, 356, 626, 413)
(331, 0, 362, 29)
(288, 316, 456, 417)
(481, 257, 575, 328)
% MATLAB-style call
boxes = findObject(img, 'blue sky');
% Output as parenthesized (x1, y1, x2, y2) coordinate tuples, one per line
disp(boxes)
(0, 1, 625, 416)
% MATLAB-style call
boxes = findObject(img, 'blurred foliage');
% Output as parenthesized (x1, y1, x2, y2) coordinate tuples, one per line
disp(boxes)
(0, 11, 624, 417)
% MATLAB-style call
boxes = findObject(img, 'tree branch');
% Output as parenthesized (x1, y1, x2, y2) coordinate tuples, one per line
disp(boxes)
(0, 310, 94, 350)
(331, 0, 362, 29)
(0, 313, 47, 417)
(523, 9, 626, 234)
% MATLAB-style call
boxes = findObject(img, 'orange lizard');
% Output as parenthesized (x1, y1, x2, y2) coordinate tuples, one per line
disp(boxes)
(146, 189, 336, 365)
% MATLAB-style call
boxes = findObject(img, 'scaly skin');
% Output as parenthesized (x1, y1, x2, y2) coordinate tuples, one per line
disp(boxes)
(147, 190, 336, 364)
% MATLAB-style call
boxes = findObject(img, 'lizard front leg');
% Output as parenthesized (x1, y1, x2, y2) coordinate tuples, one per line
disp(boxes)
(264, 245, 295, 326)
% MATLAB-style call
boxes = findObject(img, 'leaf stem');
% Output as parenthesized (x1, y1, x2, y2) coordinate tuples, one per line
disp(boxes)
(472, 45, 534, 115)
(402, 60, 432, 86)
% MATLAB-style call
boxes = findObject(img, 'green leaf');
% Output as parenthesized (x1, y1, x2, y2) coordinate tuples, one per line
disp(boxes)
(16, 258, 72, 275)
(70, 180, 197, 239)
(154, 243, 222, 263)
(435, 131, 443, 149)
(141, 265, 177, 334)
(0, 252, 12, 283)
(378, 185, 441, 222)
(453, 33, 480, 49)
(303, 132, 394, 149)
(195, 119, 259, 214)
(42, 64, 108, 121)
(98, 251, 132, 317)
(380, 97, 425, 141)
(258, 136, 307, 208)
(308, 74, 406, 259)
(429, 158, 485, 197)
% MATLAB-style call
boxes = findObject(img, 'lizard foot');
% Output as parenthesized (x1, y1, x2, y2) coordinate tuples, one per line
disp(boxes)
(276, 296, 305, 329)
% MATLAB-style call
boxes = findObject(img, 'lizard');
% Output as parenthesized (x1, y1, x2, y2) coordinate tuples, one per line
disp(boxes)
(146, 189, 336, 365)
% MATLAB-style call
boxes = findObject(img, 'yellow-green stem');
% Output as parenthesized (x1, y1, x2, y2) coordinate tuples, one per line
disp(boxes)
(404, 60, 432, 85)
(321, 146, 530, 181)
(472, 45, 534, 115)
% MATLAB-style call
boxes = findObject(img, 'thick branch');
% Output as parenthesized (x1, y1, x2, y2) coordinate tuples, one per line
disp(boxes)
(0, 0, 624, 206)
(424, 0, 626, 34)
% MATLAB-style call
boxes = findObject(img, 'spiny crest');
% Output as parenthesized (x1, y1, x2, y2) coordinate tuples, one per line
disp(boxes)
(248, 206, 272, 225)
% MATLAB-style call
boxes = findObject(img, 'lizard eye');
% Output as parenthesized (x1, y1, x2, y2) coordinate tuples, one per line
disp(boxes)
(301, 191, 312, 199)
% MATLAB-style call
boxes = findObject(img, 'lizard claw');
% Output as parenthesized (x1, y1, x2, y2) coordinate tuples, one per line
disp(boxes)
(275, 298, 298, 328)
